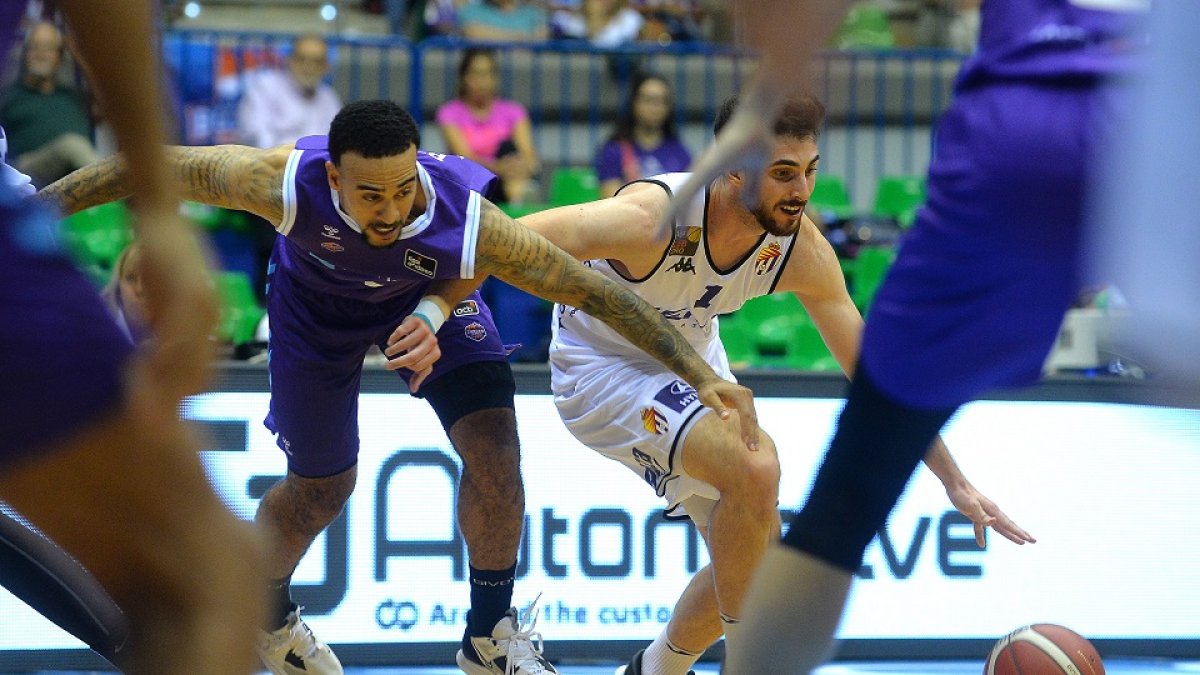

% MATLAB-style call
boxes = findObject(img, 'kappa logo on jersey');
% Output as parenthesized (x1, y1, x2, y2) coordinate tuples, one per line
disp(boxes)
(668, 257, 696, 274)
(755, 241, 782, 275)
(668, 227, 702, 257)
(321, 241, 344, 252)
(453, 300, 480, 317)
(654, 380, 699, 413)
(641, 407, 668, 435)
(321, 224, 341, 239)
(404, 249, 438, 278)
(464, 321, 487, 342)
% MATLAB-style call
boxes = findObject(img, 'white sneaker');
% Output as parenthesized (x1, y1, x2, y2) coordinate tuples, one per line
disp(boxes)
(256, 607, 344, 675)
(456, 597, 558, 675)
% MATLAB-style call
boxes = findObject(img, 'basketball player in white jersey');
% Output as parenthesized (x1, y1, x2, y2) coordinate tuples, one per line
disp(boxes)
(519, 94, 1036, 675)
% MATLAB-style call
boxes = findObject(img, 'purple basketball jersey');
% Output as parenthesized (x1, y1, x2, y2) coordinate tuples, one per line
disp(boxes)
(958, 0, 1144, 87)
(273, 136, 501, 301)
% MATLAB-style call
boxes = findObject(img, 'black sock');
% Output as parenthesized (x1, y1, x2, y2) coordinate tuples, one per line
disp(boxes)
(266, 576, 295, 630)
(467, 563, 516, 637)
(782, 363, 956, 572)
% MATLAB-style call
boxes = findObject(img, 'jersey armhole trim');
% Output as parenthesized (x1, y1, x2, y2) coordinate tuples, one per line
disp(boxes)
(278, 148, 303, 236)
(608, 178, 675, 284)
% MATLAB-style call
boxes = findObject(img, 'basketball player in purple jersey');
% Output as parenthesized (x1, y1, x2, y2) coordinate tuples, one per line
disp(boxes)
(41, 99, 759, 675)
(0, 1, 266, 674)
(684, 2, 1143, 673)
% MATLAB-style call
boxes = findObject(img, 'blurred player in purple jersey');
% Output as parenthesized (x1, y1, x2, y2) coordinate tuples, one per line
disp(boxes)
(691, 2, 1145, 673)
(1, 1, 266, 674)
(42, 98, 759, 675)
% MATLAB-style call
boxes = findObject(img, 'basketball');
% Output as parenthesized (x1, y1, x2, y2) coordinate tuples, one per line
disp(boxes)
(985, 624, 1105, 675)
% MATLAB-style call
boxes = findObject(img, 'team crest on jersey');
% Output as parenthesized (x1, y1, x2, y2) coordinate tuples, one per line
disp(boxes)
(321, 224, 341, 239)
(641, 407, 668, 435)
(668, 227, 702, 257)
(404, 249, 438, 278)
(653, 380, 699, 413)
(755, 242, 782, 275)
(464, 321, 487, 342)
(321, 241, 344, 252)
(453, 300, 480, 317)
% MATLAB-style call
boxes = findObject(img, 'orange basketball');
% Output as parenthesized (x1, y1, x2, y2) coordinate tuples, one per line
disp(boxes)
(985, 623, 1105, 675)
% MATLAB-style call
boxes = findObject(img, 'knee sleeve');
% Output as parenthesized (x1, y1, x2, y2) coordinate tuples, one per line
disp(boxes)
(419, 361, 516, 431)
(782, 365, 956, 572)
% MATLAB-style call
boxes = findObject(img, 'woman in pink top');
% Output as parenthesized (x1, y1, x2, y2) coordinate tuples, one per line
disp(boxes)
(436, 49, 541, 203)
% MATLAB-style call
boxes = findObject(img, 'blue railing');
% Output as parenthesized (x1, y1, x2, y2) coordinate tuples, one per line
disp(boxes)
(163, 30, 964, 209)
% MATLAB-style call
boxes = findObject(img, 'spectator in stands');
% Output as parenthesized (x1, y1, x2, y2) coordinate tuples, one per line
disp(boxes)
(633, 0, 705, 43)
(0, 21, 98, 188)
(235, 34, 342, 302)
(551, 0, 645, 47)
(458, 0, 549, 42)
(102, 242, 152, 345)
(237, 34, 342, 149)
(436, 48, 540, 204)
(595, 72, 692, 198)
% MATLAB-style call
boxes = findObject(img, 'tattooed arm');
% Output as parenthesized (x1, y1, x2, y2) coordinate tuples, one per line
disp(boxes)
(473, 200, 761, 449)
(38, 144, 292, 225)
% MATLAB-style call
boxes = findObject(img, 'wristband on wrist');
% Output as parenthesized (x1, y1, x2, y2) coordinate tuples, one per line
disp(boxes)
(412, 298, 446, 334)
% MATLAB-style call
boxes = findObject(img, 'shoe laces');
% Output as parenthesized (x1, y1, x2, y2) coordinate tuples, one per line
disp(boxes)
(268, 606, 322, 661)
(501, 594, 550, 675)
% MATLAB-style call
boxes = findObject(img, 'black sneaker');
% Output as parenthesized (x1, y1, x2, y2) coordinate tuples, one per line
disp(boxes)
(615, 648, 696, 675)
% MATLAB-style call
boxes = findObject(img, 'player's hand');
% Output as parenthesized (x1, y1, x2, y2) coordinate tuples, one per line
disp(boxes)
(695, 379, 760, 451)
(383, 314, 442, 391)
(663, 81, 781, 226)
(945, 483, 1037, 547)
(134, 209, 219, 403)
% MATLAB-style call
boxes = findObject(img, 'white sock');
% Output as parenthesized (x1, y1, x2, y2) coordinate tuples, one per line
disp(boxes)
(720, 613, 743, 658)
(642, 627, 703, 675)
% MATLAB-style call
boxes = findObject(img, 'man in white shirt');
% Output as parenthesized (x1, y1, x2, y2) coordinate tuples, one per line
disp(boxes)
(237, 34, 343, 149)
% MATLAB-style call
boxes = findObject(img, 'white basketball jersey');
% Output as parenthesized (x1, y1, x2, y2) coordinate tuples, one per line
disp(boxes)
(550, 173, 799, 365)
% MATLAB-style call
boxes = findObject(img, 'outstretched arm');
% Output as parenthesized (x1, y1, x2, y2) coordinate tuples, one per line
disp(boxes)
(39, 144, 290, 225)
(474, 200, 761, 450)
(787, 224, 1035, 547)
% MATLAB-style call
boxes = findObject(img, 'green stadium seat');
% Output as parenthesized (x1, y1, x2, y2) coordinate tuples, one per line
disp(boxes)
(833, 4, 896, 50)
(500, 202, 549, 220)
(808, 175, 855, 220)
(850, 245, 896, 314)
(724, 293, 840, 372)
(872, 175, 926, 225)
(61, 201, 133, 270)
(214, 271, 266, 345)
(547, 167, 600, 205)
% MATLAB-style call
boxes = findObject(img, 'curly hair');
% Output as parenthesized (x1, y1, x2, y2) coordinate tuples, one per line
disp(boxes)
(713, 93, 826, 141)
(328, 99, 421, 164)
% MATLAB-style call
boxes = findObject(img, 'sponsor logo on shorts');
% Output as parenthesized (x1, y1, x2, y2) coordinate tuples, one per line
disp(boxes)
(404, 249, 438, 278)
(755, 241, 782, 275)
(641, 407, 668, 435)
(632, 447, 670, 496)
(364, 280, 383, 288)
(464, 321, 487, 342)
(453, 300, 480, 317)
(321, 241, 344, 252)
(654, 380, 698, 413)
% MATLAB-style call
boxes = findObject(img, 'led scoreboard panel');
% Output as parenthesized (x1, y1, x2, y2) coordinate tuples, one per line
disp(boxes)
(2, 367, 1198, 668)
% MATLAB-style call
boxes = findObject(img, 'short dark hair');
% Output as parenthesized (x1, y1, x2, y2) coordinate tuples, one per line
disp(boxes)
(328, 100, 421, 165)
(713, 94, 826, 141)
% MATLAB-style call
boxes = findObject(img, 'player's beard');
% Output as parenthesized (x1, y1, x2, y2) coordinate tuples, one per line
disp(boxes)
(361, 223, 401, 249)
(750, 200, 805, 237)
